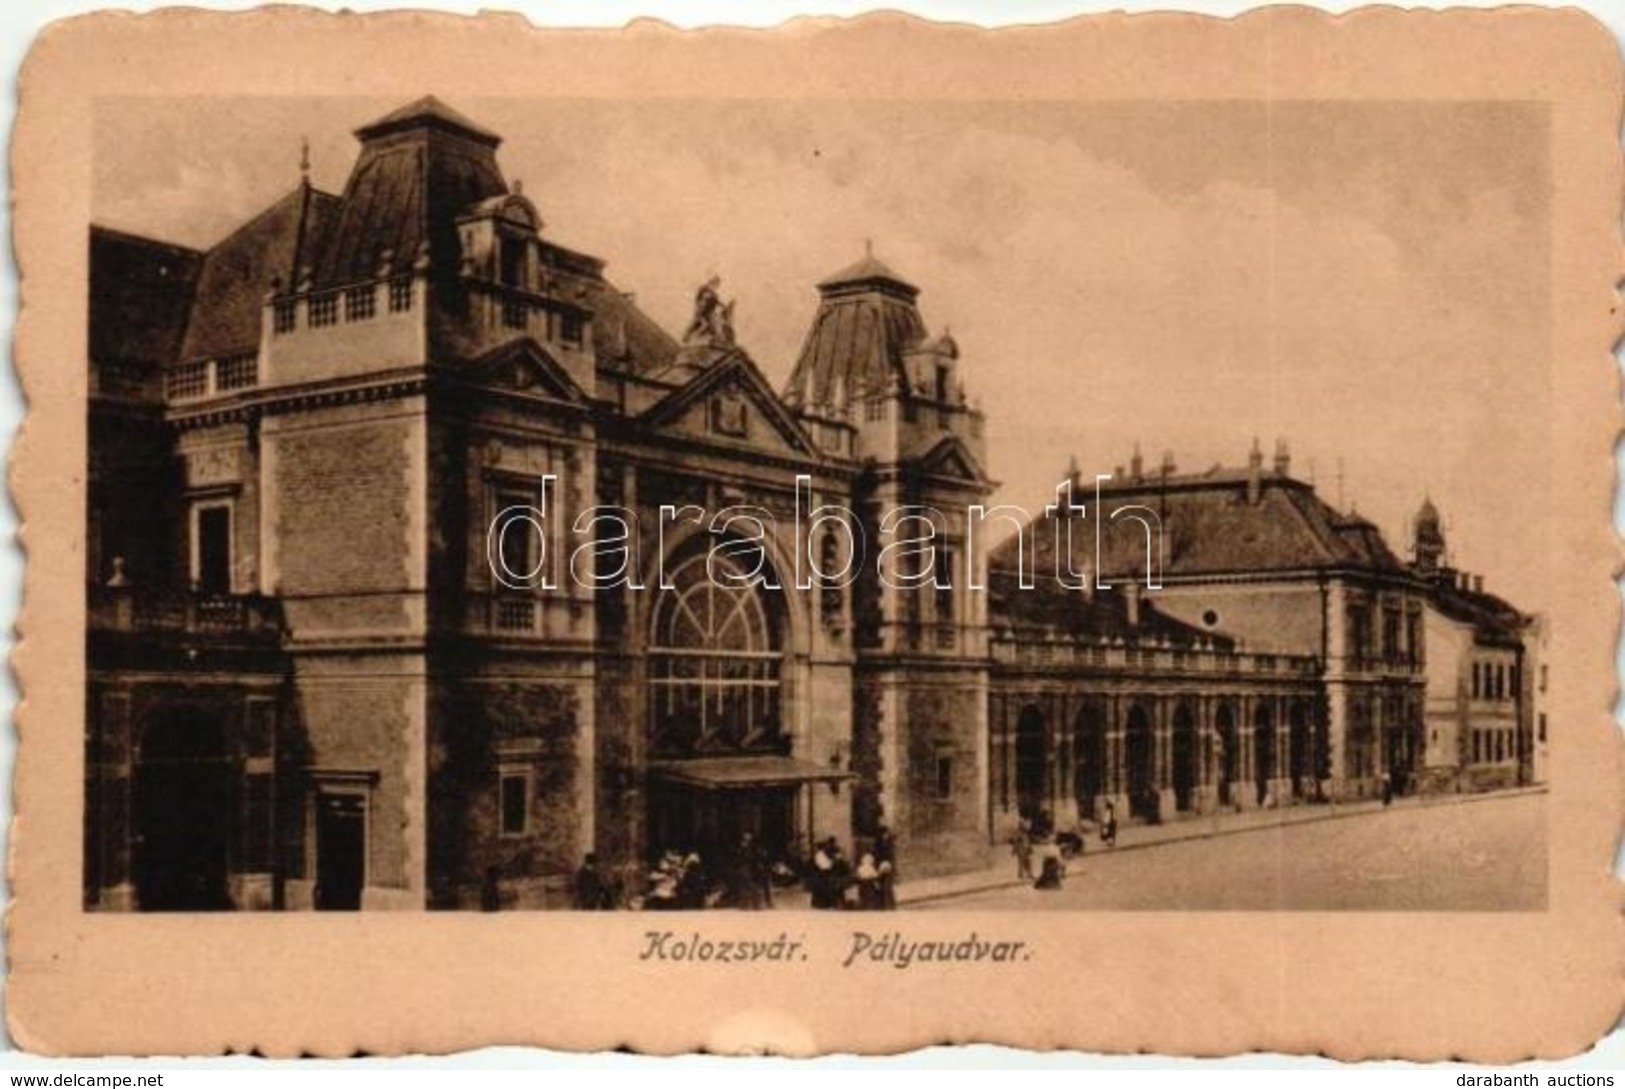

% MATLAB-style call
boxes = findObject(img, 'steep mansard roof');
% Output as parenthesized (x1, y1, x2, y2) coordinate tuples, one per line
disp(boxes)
(313, 106, 508, 288)
(784, 252, 930, 409)
(88, 227, 203, 373)
(180, 184, 340, 363)
(1427, 578, 1529, 647)
(354, 95, 502, 146)
(987, 567, 1230, 650)
(998, 468, 1409, 582)
(90, 98, 681, 376)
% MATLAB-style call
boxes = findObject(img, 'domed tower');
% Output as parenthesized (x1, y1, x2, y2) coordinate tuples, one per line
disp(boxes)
(1414, 496, 1446, 577)
(786, 247, 993, 877)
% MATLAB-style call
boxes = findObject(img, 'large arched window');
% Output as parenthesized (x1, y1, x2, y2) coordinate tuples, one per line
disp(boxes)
(649, 548, 783, 757)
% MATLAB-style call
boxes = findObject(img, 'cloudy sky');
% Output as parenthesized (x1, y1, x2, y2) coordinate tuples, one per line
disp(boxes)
(94, 96, 1552, 606)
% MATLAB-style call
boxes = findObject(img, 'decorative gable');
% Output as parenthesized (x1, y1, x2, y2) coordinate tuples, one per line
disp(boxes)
(465, 337, 587, 406)
(918, 435, 988, 484)
(642, 353, 817, 458)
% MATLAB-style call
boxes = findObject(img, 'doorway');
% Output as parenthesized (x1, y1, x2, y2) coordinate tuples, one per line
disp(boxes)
(133, 707, 233, 911)
(1125, 704, 1156, 820)
(315, 790, 366, 911)
(1289, 701, 1313, 799)
(1171, 703, 1198, 812)
(1014, 706, 1047, 823)
(1254, 702, 1276, 806)
(1073, 700, 1108, 820)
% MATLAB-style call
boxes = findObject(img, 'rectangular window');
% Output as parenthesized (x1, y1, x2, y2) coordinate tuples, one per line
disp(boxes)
(935, 754, 953, 800)
(502, 297, 528, 330)
(1539, 713, 1547, 743)
(935, 546, 956, 624)
(1348, 606, 1370, 666)
(499, 772, 530, 836)
(560, 312, 585, 346)
(494, 490, 537, 583)
(500, 236, 526, 288)
(193, 502, 232, 594)
(344, 285, 376, 322)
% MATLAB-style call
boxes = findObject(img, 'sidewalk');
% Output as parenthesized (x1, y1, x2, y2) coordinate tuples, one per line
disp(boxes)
(893, 784, 1548, 906)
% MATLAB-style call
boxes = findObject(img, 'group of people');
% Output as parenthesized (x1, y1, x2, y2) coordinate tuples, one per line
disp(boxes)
(565, 826, 904, 911)
(807, 827, 898, 910)
(1010, 802, 1117, 891)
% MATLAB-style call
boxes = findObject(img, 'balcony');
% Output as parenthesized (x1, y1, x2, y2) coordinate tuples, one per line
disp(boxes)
(164, 352, 260, 403)
(88, 585, 284, 642)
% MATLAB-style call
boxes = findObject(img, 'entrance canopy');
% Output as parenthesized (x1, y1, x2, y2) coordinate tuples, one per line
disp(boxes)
(649, 755, 855, 792)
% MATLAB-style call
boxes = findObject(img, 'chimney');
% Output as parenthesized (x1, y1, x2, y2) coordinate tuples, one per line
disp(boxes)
(1124, 580, 1141, 628)
(1160, 450, 1176, 476)
(1246, 438, 1263, 504)
(1273, 438, 1290, 476)
(1473, 574, 1484, 594)
(1130, 442, 1144, 481)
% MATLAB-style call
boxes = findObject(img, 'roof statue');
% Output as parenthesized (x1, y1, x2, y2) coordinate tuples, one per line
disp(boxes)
(682, 275, 736, 349)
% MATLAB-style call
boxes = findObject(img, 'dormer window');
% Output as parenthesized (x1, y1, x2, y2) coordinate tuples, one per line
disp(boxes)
(560, 312, 584, 347)
(499, 235, 526, 289)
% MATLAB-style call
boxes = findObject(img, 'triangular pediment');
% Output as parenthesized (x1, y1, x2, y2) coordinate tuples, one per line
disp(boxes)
(464, 338, 588, 406)
(917, 435, 989, 484)
(640, 352, 817, 457)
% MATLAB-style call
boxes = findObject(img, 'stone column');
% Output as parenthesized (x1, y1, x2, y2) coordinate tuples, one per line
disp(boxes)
(1106, 696, 1128, 816)
(1154, 697, 1175, 819)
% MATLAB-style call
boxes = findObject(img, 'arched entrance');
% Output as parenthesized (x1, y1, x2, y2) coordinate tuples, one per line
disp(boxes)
(1254, 701, 1276, 806)
(133, 706, 233, 911)
(1125, 703, 1156, 821)
(1216, 702, 1238, 808)
(646, 544, 794, 863)
(1072, 699, 1108, 821)
(1015, 706, 1047, 823)
(1171, 702, 1198, 812)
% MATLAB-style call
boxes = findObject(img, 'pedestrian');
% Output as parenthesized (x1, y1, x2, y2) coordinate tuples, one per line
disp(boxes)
(1101, 800, 1118, 848)
(1010, 823, 1034, 881)
(676, 852, 708, 909)
(480, 864, 503, 912)
(827, 840, 855, 909)
(730, 832, 769, 910)
(854, 851, 884, 910)
(810, 837, 837, 909)
(1035, 854, 1065, 890)
(572, 852, 605, 911)
(1380, 769, 1393, 806)
(874, 823, 898, 909)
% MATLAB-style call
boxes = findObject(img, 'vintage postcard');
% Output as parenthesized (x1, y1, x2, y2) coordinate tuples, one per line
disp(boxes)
(7, 5, 1621, 1060)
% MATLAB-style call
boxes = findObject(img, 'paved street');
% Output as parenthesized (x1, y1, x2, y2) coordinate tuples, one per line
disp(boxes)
(910, 792, 1546, 911)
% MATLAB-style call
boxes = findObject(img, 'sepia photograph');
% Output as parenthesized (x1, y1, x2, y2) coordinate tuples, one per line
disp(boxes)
(84, 92, 1553, 915)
